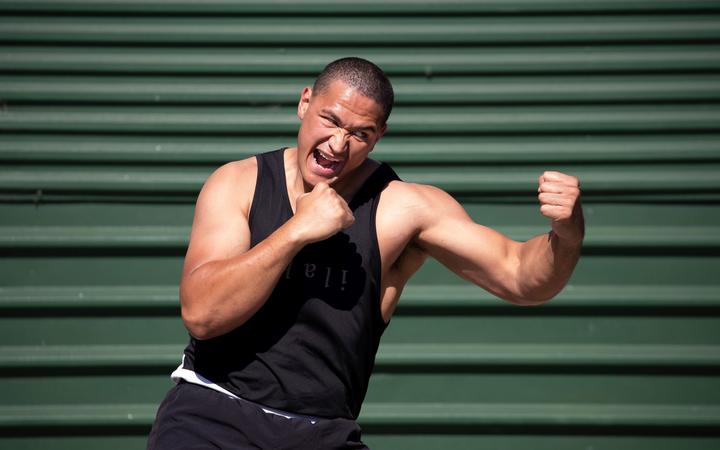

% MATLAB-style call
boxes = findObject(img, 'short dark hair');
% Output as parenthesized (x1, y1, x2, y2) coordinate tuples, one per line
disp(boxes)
(312, 57, 394, 125)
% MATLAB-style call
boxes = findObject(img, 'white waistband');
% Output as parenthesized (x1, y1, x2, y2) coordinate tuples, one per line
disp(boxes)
(171, 358, 240, 399)
(170, 355, 315, 423)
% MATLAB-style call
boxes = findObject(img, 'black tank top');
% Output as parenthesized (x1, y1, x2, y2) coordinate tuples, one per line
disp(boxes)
(180, 148, 400, 419)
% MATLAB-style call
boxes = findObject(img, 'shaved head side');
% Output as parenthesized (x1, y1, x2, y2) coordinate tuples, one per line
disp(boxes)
(312, 57, 394, 125)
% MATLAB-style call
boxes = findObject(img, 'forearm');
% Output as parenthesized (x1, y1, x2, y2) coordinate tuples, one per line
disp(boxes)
(515, 231, 582, 304)
(510, 171, 586, 305)
(180, 219, 305, 340)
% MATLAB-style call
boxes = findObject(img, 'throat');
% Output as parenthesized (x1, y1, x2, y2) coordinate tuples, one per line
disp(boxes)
(333, 160, 382, 204)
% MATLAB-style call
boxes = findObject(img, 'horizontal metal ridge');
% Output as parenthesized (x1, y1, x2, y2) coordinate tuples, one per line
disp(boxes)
(2, 164, 720, 193)
(1, 0, 719, 14)
(2, 134, 719, 163)
(3, 75, 719, 104)
(0, 226, 188, 248)
(359, 402, 720, 427)
(0, 166, 208, 193)
(2, 284, 718, 309)
(0, 225, 718, 249)
(375, 343, 720, 367)
(3, 16, 719, 44)
(3, 45, 719, 74)
(0, 403, 157, 428)
(0, 402, 718, 428)
(2, 105, 720, 133)
(1, 343, 718, 368)
(0, 344, 181, 368)
(398, 165, 720, 193)
(0, 285, 177, 309)
(401, 284, 720, 308)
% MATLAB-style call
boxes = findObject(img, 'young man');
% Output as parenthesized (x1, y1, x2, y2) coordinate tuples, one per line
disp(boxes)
(147, 57, 584, 449)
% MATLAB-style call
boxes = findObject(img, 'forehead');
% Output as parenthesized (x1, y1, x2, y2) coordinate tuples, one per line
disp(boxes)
(311, 80, 384, 125)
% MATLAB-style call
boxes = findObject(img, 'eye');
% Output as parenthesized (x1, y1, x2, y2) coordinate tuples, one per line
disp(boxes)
(321, 115, 338, 126)
(352, 130, 368, 140)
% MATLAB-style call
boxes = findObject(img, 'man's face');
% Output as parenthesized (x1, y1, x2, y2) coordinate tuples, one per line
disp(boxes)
(296, 79, 387, 189)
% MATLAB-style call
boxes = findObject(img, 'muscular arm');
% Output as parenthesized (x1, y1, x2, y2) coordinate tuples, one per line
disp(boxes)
(409, 173, 584, 305)
(179, 160, 299, 340)
(514, 208, 583, 303)
(180, 160, 354, 340)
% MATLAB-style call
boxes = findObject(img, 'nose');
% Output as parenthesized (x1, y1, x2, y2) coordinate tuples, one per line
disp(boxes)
(328, 127, 349, 154)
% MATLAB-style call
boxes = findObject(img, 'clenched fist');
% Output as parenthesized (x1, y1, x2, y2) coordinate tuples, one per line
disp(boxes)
(291, 182, 355, 244)
(537, 171, 584, 244)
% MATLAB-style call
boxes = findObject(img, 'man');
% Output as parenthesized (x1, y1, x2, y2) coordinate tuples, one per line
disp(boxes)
(148, 57, 584, 449)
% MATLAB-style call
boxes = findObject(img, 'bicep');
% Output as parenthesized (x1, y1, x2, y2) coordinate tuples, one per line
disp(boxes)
(181, 162, 254, 279)
(413, 187, 522, 300)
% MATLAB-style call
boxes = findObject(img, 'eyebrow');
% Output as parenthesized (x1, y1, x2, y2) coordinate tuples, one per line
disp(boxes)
(320, 109, 377, 133)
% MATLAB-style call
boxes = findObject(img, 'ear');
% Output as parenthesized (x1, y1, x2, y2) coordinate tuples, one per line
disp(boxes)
(367, 123, 387, 154)
(297, 86, 312, 120)
(376, 122, 387, 140)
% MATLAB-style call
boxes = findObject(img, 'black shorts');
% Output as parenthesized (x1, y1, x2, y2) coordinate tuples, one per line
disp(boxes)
(147, 381, 369, 450)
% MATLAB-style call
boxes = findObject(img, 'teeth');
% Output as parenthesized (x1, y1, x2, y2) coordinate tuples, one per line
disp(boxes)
(317, 149, 340, 162)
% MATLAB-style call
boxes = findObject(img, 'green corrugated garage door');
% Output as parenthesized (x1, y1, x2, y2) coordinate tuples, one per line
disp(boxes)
(1, 1, 719, 449)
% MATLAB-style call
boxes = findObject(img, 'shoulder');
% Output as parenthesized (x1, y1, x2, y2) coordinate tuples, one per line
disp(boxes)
(378, 179, 466, 235)
(207, 155, 257, 183)
(197, 155, 258, 217)
(380, 179, 462, 215)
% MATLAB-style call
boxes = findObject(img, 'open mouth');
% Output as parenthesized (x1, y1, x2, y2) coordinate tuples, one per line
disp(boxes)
(312, 149, 342, 175)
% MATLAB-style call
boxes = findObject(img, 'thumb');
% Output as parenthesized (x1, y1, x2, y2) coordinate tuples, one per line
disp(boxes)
(313, 177, 339, 189)
(312, 178, 339, 192)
